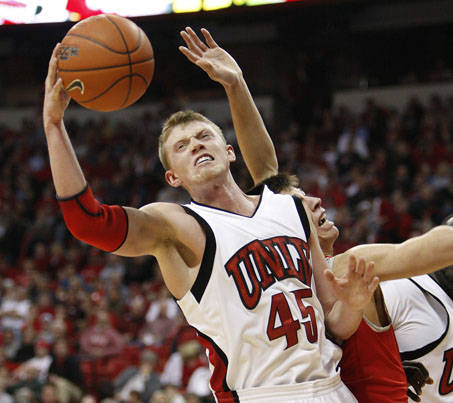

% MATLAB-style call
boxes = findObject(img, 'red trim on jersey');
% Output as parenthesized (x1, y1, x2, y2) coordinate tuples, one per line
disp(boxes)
(196, 331, 239, 402)
(58, 186, 128, 252)
(340, 319, 407, 402)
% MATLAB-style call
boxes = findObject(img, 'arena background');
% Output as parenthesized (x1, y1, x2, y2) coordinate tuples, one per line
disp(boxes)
(0, 0, 451, 401)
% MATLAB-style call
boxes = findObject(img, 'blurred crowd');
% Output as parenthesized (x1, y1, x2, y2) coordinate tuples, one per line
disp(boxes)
(0, 88, 452, 403)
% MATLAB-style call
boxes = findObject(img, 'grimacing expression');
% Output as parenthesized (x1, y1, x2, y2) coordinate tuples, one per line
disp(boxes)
(164, 121, 235, 188)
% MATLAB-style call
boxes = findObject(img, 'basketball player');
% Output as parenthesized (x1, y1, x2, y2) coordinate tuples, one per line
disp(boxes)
(43, 29, 379, 402)
(381, 215, 453, 403)
(175, 28, 453, 402)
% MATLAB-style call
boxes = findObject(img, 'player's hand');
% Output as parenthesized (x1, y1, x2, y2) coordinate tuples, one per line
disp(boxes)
(324, 255, 379, 311)
(179, 27, 242, 88)
(43, 43, 71, 129)
(403, 360, 434, 402)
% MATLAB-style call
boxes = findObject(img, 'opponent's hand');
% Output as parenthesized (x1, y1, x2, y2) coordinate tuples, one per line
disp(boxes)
(179, 27, 242, 88)
(43, 43, 71, 129)
(403, 360, 434, 402)
(324, 255, 379, 311)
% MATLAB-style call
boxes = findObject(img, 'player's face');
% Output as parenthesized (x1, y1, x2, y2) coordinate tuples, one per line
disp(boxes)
(289, 187, 339, 254)
(164, 121, 235, 189)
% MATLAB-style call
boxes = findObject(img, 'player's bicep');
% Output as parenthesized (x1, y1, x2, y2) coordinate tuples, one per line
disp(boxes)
(114, 203, 177, 257)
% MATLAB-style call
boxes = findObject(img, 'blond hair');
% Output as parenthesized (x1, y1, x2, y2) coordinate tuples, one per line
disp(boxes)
(158, 110, 225, 170)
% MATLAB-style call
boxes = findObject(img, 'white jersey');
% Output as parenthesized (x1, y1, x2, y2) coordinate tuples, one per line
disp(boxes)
(177, 187, 344, 402)
(381, 275, 453, 402)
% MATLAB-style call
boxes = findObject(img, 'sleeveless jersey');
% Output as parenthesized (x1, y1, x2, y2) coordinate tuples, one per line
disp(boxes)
(339, 318, 407, 402)
(177, 187, 343, 402)
(326, 257, 407, 402)
(381, 275, 453, 402)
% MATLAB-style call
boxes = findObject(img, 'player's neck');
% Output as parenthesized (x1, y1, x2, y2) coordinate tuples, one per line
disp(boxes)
(190, 174, 258, 216)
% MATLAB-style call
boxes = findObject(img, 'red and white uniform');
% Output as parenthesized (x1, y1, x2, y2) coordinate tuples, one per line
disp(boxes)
(339, 318, 407, 402)
(177, 187, 355, 402)
(326, 257, 407, 402)
(381, 275, 453, 402)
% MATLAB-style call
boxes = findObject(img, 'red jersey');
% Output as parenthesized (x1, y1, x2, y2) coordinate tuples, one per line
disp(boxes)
(339, 318, 407, 402)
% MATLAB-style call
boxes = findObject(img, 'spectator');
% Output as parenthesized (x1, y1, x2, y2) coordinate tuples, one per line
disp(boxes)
(13, 340, 52, 383)
(80, 309, 124, 359)
(1, 328, 20, 361)
(40, 382, 59, 403)
(48, 338, 82, 389)
(0, 283, 31, 333)
(13, 327, 36, 363)
(114, 349, 161, 402)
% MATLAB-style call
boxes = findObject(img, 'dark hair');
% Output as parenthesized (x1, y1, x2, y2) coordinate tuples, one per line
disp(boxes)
(250, 173, 300, 194)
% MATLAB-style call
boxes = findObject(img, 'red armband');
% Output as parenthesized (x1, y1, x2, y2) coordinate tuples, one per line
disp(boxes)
(57, 185, 128, 252)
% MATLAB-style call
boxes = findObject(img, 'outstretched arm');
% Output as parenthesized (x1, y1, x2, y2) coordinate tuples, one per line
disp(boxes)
(333, 225, 453, 281)
(179, 27, 278, 185)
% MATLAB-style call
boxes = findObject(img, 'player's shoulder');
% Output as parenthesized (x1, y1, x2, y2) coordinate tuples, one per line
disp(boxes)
(137, 201, 199, 231)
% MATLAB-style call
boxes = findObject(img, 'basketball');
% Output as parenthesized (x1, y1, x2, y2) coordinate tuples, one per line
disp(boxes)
(57, 14, 154, 112)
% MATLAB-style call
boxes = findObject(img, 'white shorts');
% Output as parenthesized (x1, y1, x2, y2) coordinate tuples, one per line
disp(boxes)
(234, 374, 357, 403)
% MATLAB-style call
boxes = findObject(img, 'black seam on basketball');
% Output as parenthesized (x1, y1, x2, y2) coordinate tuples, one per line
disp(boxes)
(79, 73, 148, 104)
(58, 57, 154, 72)
(105, 15, 133, 107)
(66, 33, 133, 54)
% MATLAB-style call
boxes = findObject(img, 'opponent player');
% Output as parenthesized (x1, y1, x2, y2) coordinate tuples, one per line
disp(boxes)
(43, 28, 379, 402)
(381, 215, 453, 403)
(175, 28, 453, 402)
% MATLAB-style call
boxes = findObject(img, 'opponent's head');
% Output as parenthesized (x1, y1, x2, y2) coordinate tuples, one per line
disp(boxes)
(159, 110, 234, 189)
(257, 173, 339, 255)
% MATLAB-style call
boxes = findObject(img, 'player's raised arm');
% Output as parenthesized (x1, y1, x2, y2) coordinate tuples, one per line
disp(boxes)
(179, 27, 278, 185)
(332, 224, 453, 281)
(43, 45, 194, 271)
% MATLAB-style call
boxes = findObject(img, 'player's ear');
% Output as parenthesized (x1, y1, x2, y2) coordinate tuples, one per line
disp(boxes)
(226, 144, 236, 163)
(165, 170, 181, 188)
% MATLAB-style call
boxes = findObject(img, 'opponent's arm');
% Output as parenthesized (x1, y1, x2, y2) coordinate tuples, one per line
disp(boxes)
(43, 44, 182, 258)
(303, 201, 378, 340)
(179, 27, 278, 185)
(332, 225, 453, 281)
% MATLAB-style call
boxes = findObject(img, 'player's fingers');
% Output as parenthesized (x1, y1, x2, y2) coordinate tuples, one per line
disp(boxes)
(355, 257, 366, 277)
(407, 388, 421, 402)
(180, 30, 203, 57)
(410, 361, 430, 380)
(54, 78, 70, 101)
(186, 26, 208, 52)
(403, 361, 431, 385)
(363, 261, 375, 283)
(46, 43, 60, 88)
(347, 255, 357, 276)
(426, 377, 434, 385)
(201, 28, 219, 48)
(179, 46, 199, 64)
(368, 276, 380, 293)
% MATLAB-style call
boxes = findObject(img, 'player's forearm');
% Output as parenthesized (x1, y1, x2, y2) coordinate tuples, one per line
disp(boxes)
(44, 119, 87, 198)
(223, 75, 278, 185)
(326, 301, 362, 340)
(337, 225, 453, 281)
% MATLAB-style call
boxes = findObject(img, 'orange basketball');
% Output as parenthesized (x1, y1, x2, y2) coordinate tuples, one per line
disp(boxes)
(57, 14, 154, 112)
